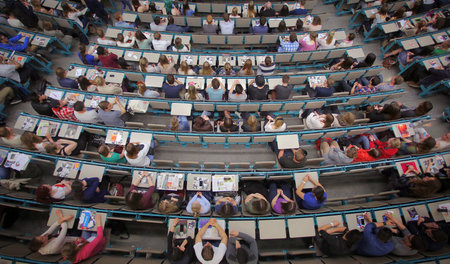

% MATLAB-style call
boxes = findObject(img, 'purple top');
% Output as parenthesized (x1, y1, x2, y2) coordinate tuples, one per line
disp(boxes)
(128, 184, 156, 210)
(299, 39, 317, 51)
(273, 198, 288, 214)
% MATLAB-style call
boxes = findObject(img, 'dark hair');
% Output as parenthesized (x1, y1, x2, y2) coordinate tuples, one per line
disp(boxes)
(149, 2, 157, 12)
(382, 102, 401, 120)
(167, 74, 175, 84)
(368, 148, 381, 158)
(345, 229, 362, 247)
(35, 185, 51, 203)
(296, 19, 303, 30)
(251, 199, 268, 214)
(97, 145, 110, 157)
(341, 57, 355, 70)
(279, 5, 289, 16)
(202, 246, 214, 260)
(219, 202, 235, 217)
(432, 17, 446, 30)
(280, 201, 296, 214)
(313, 186, 325, 203)
(312, 16, 321, 25)
(377, 227, 392, 243)
(410, 177, 441, 197)
(167, 15, 174, 25)
(211, 79, 220, 89)
(126, 143, 139, 157)
(235, 84, 243, 94)
(259, 16, 266, 26)
(223, 117, 233, 131)
(135, 30, 147, 41)
(79, 44, 88, 64)
(116, 33, 124, 43)
(277, 21, 287, 32)
(323, 114, 334, 128)
(236, 248, 249, 264)
(415, 101, 433, 116)
(431, 230, 448, 243)
(171, 247, 183, 261)
(30, 92, 40, 103)
(98, 101, 110, 110)
(411, 235, 427, 251)
(370, 76, 381, 86)
(348, 33, 355, 41)
(379, 6, 388, 15)
(154, 16, 161, 25)
(418, 137, 436, 153)
(289, 32, 297, 43)
(97, 46, 106, 56)
(73, 101, 84, 111)
(77, 76, 91, 91)
(29, 237, 44, 252)
(71, 180, 83, 201)
(125, 191, 143, 210)
(364, 53, 376, 67)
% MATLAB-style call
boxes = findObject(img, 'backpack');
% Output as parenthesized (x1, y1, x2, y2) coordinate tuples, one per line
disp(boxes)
(105, 220, 129, 239)
(108, 183, 124, 197)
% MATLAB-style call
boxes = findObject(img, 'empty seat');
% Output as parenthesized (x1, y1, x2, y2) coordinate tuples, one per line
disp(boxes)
(153, 134, 176, 141)
(229, 162, 251, 169)
(203, 162, 226, 169)
(253, 161, 276, 169)
(178, 161, 200, 168)
(152, 159, 174, 167)
(147, 124, 166, 130)
(125, 121, 145, 128)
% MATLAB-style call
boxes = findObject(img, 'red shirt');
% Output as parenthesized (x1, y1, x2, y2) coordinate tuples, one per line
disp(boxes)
(99, 53, 119, 69)
(52, 107, 78, 121)
(369, 139, 398, 159)
(352, 149, 378, 163)
(74, 227, 105, 263)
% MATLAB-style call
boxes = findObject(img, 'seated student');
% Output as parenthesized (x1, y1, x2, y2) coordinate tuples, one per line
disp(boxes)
(336, 33, 355, 47)
(330, 112, 355, 127)
(61, 214, 105, 263)
(97, 98, 129, 127)
(374, 75, 404, 92)
(269, 181, 296, 215)
(406, 215, 448, 252)
(272, 75, 292, 100)
(383, 213, 420, 256)
(248, 75, 269, 100)
(354, 135, 400, 158)
(315, 221, 362, 256)
(166, 16, 189, 32)
(278, 33, 299, 52)
(214, 193, 240, 217)
(45, 139, 79, 156)
(299, 32, 318, 51)
(220, 13, 234, 35)
(237, 59, 254, 76)
(139, 57, 160, 73)
(131, 0, 149, 12)
(30, 93, 56, 117)
(203, 14, 218, 34)
(242, 115, 261, 132)
(135, 30, 152, 49)
(125, 141, 154, 167)
(50, 98, 78, 122)
(55, 67, 78, 89)
(73, 101, 100, 124)
(304, 111, 334, 129)
(271, 139, 308, 168)
(152, 32, 171, 51)
(169, 116, 190, 132)
(351, 146, 381, 163)
(295, 174, 327, 209)
(250, 17, 269, 34)
(318, 31, 336, 50)
(116, 32, 135, 48)
(159, 190, 184, 214)
(114, 12, 135, 28)
(226, 230, 258, 264)
(97, 144, 126, 164)
(206, 78, 225, 101)
(168, 218, 195, 263)
(228, 80, 247, 102)
(35, 181, 72, 203)
(242, 181, 270, 215)
(398, 136, 436, 155)
(354, 213, 394, 256)
(96, 28, 116, 46)
(77, 76, 97, 91)
(229, 7, 240, 18)
(171, 37, 189, 52)
(184, 84, 203, 100)
(20, 132, 49, 152)
(150, 16, 167, 31)
(320, 140, 357, 165)
(0, 126, 23, 148)
(350, 76, 381, 94)
(199, 61, 216, 76)
(218, 63, 235, 76)
(29, 209, 75, 255)
(93, 76, 122, 95)
(264, 115, 286, 132)
(6, 10, 24, 28)
(305, 77, 335, 98)
(194, 218, 227, 264)
(72, 177, 110, 204)
(353, 53, 376, 69)
(399, 101, 433, 118)
(125, 173, 156, 210)
(178, 61, 196, 76)
(97, 47, 120, 69)
(366, 102, 401, 123)
(0, 33, 29, 52)
(257, 56, 275, 76)
(163, 74, 185, 99)
(259, 1, 276, 16)
(42, 20, 73, 47)
(193, 115, 213, 132)
(219, 111, 239, 132)
(290, 0, 308, 15)
(187, 191, 212, 216)
(387, 165, 442, 198)
(304, 15, 322, 31)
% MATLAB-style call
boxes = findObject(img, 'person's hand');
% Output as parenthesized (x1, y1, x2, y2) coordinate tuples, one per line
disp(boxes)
(363, 212, 371, 221)
(173, 218, 180, 227)
(202, 115, 210, 121)
(196, 191, 202, 196)
(230, 230, 239, 237)
(277, 189, 282, 195)
(96, 187, 100, 192)
(114, 96, 120, 103)
(64, 215, 75, 222)
(331, 220, 340, 227)
(368, 135, 375, 141)
(303, 174, 310, 181)
(233, 80, 239, 85)
(266, 115, 274, 121)
(208, 218, 217, 225)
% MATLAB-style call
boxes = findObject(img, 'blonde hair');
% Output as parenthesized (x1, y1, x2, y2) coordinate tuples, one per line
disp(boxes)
(242, 59, 254, 76)
(170, 116, 179, 131)
(247, 1, 256, 18)
(273, 117, 284, 129)
(200, 61, 214, 75)
(326, 31, 335, 45)
(247, 115, 258, 132)
(231, 7, 238, 16)
(138, 83, 147, 96)
(187, 84, 198, 100)
(159, 199, 179, 214)
(94, 76, 105, 86)
(139, 57, 148, 72)
(179, 61, 190, 75)
(191, 201, 201, 217)
(159, 55, 169, 67)
(224, 63, 233, 75)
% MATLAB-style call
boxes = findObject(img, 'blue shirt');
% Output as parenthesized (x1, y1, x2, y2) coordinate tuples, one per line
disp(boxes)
(169, 116, 190, 131)
(290, 8, 308, 15)
(301, 192, 326, 209)
(114, 21, 136, 28)
(81, 178, 109, 203)
(98, 109, 125, 127)
(314, 86, 335, 97)
(278, 40, 299, 52)
(0, 34, 29, 52)
(183, 9, 195, 16)
(355, 223, 394, 256)
(163, 83, 184, 98)
(206, 87, 225, 101)
(78, 52, 98, 66)
(251, 25, 269, 34)
(58, 77, 78, 89)
(166, 24, 188, 32)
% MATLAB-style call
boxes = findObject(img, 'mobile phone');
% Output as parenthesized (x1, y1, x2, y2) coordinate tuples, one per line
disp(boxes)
(357, 215, 365, 229)
(408, 208, 419, 221)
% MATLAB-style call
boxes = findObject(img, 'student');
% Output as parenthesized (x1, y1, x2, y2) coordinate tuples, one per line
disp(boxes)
(406, 215, 448, 252)
(29, 210, 75, 255)
(163, 74, 185, 99)
(375, 75, 404, 92)
(96, 28, 116, 46)
(304, 16, 322, 31)
(278, 33, 299, 52)
(78, 44, 99, 66)
(138, 82, 160, 98)
(383, 213, 420, 256)
(35, 181, 72, 203)
(269, 181, 296, 215)
(228, 80, 247, 102)
(220, 13, 234, 35)
(125, 172, 156, 210)
(320, 141, 357, 165)
(131, 0, 149, 12)
(135, 30, 152, 49)
(257, 56, 275, 76)
(194, 218, 227, 264)
(305, 77, 335, 98)
(30, 92, 57, 117)
(354, 213, 394, 256)
(315, 221, 362, 256)
(289, 0, 308, 15)
(187, 191, 211, 216)
(277, 147, 307, 168)
(184, 84, 203, 100)
(178, 61, 196, 76)
(73, 101, 101, 124)
(299, 32, 318, 51)
(229, 7, 240, 18)
(203, 15, 218, 34)
(93, 76, 122, 95)
(219, 63, 236, 76)
(259, 1, 276, 17)
(218, 111, 239, 132)
(158, 191, 183, 214)
(42, 20, 73, 47)
(237, 59, 254, 76)
(336, 33, 355, 47)
(350, 76, 381, 95)
(206, 78, 225, 101)
(226, 231, 258, 264)
(97, 98, 128, 127)
(150, 16, 167, 31)
(264, 115, 286, 132)
(72, 177, 110, 203)
(388, 165, 442, 198)
(215, 195, 239, 217)
(247, 75, 269, 100)
(114, 12, 135, 28)
(55, 67, 78, 89)
(199, 61, 216, 76)
(0, 33, 29, 52)
(168, 218, 195, 263)
(116, 32, 136, 48)
(97, 47, 120, 69)
(193, 115, 213, 132)
(97, 144, 126, 164)
(159, 55, 176, 74)
(0, 126, 23, 148)
(125, 141, 154, 167)
(171, 37, 189, 52)
(295, 174, 327, 209)
(305, 112, 335, 129)
(242, 115, 261, 132)
(318, 31, 336, 50)
(242, 181, 270, 215)
(399, 101, 433, 118)
(352, 146, 381, 163)
(50, 98, 78, 122)
(273, 75, 293, 99)
(250, 17, 268, 34)
(166, 15, 189, 32)
(61, 214, 105, 263)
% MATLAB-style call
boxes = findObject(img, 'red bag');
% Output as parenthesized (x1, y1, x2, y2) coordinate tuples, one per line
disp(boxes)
(109, 183, 124, 196)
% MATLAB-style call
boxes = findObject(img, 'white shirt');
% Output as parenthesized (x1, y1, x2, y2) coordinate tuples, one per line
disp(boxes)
(264, 121, 286, 132)
(116, 36, 136, 48)
(51, 186, 67, 200)
(194, 242, 227, 264)
(336, 40, 353, 47)
(97, 37, 117, 46)
(220, 21, 234, 35)
(152, 39, 170, 51)
(125, 143, 151, 166)
(67, 11, 83, 27)
(318, 38, 336, 50)
(0, 64, 20, 83)
(74, 110, 101, 124)
(150, 23, 167, 31)
(7, 18, 25, 29)
(305, 112, 324, 129)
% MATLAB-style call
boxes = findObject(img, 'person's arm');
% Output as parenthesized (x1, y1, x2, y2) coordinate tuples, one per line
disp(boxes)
(83, 178, 100, 200)
(199, 195, 211, 213)
(226, 236, 237, 261)
(195, 219, 213, 243)
(271, 189, 281, 208)
(186, 195, 197, 213)
(309, 177, 325, 193)
(57, 139, 78, 155)
(277, 149, 285, 160)
(9, 34, 22, 43)
(295, 175, 309, 199)
(239, 232, 258, 257)
(213, 220, 228, 245)
(113, 97, 126, 115)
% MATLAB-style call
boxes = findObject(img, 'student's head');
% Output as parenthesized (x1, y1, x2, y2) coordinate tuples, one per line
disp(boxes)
(326, 77, 335, 88)
(98, 101, 112, 111)
(159, 199, 179, 214)
(369, 76, 381, 86)
(179, 61, 189, 74)
(135, 30, 147, 41)
(114, 12, 122, 21)
(273, 116, 285, 129)
(391, 75, 404, 85)
(0, 126, 11, 138)
(187, 84, 198, 100)
(154, 16, 161, 25)
(61, 2, 71, 14)
(139, 57, 149, 73)
(294, 149, 306, 162)
(61, 242, 82, 262)
(153, 31, 161, 40)
(231, 7, 238, 16)
(201, 61, 213, 75)
(20, 132, 42, 150)
(159, 55, 169, 65)
(167, 15, 174, 25)
(35, 184, 52, 203)
(392, 7, 406, 18)
(280, 201, 296, 214)
(432, 17, 446, 30)
(312, 186, 325, 203)
(418, 137, 436, 153)
(96, 46, 106, 56)
(126, 143, 139, 157)
(410, 235, 427, 251)
(242, 59, 253, 75)
(387, 138, 401, 149)
(224, 63, 233, 75)
(0, 33, 8, 44)
(94, 76, 106, 86)
(206, 14, 213, 24)
(251, 198, 268, 214)
(259, 16, 267, 26)
(44, 143, 59, 154)
(223, 13, 230, 22)
(296, 19, 303, 30)
(236, 248, 249, 264)
(211, 78, 220, 89)
(97, 144, 110, 157)
(234, 84, 244, 95)
(346, 146, 358, 159)
(277, 21, 287, 32)
(364, 53, 376, 67)
(379, 6, 388, 15)
(96, 28, 105, 38)
(170, 116, 180, 131)
(218, 202, 235, 217)
(289, 32, 297, 43)
(125, 191, 143, 210)
(55, 67, 66, 79)
(415, 101, 433, 116)
(223, 117, 234, 131)
(174, 37, 183, 49)
(116, 33, 125, 43)
(29, 235, 48, 252)
(368, 148, 381, 158)
(347, 32, 355, 41)
(323, 114, 334, 128)
(429, 229, 448, 243)
(191, 201, 202, 217)
(343, 229, 362, 247)
(73, 101, 85, 112)
(166, 74, 175, 85)
(309, 31, 319, 42)
(77, 76, 90, 91)
(279, 5, 289, 16)
(71, 180, 83, 201)
(341, 57, 355, 69)
(201, 243, 214, 260)
(312, 16, 321, 25)
(255, 75, 265, 87)
(382, 102, 401, 120)
(247, 115, 258, 132)
(264, 56, 272, 66)
(377, 227, 392, 243)
(336, 112, 355, 126)
(42, 20, 53, 31)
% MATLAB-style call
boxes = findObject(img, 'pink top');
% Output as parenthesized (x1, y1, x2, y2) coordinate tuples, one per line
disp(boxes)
(74, 227, 105, 263)
(299, 40, 317, 51)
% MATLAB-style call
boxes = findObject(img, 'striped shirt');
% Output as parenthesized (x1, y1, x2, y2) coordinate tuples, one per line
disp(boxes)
(257, 63, 276, 76)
